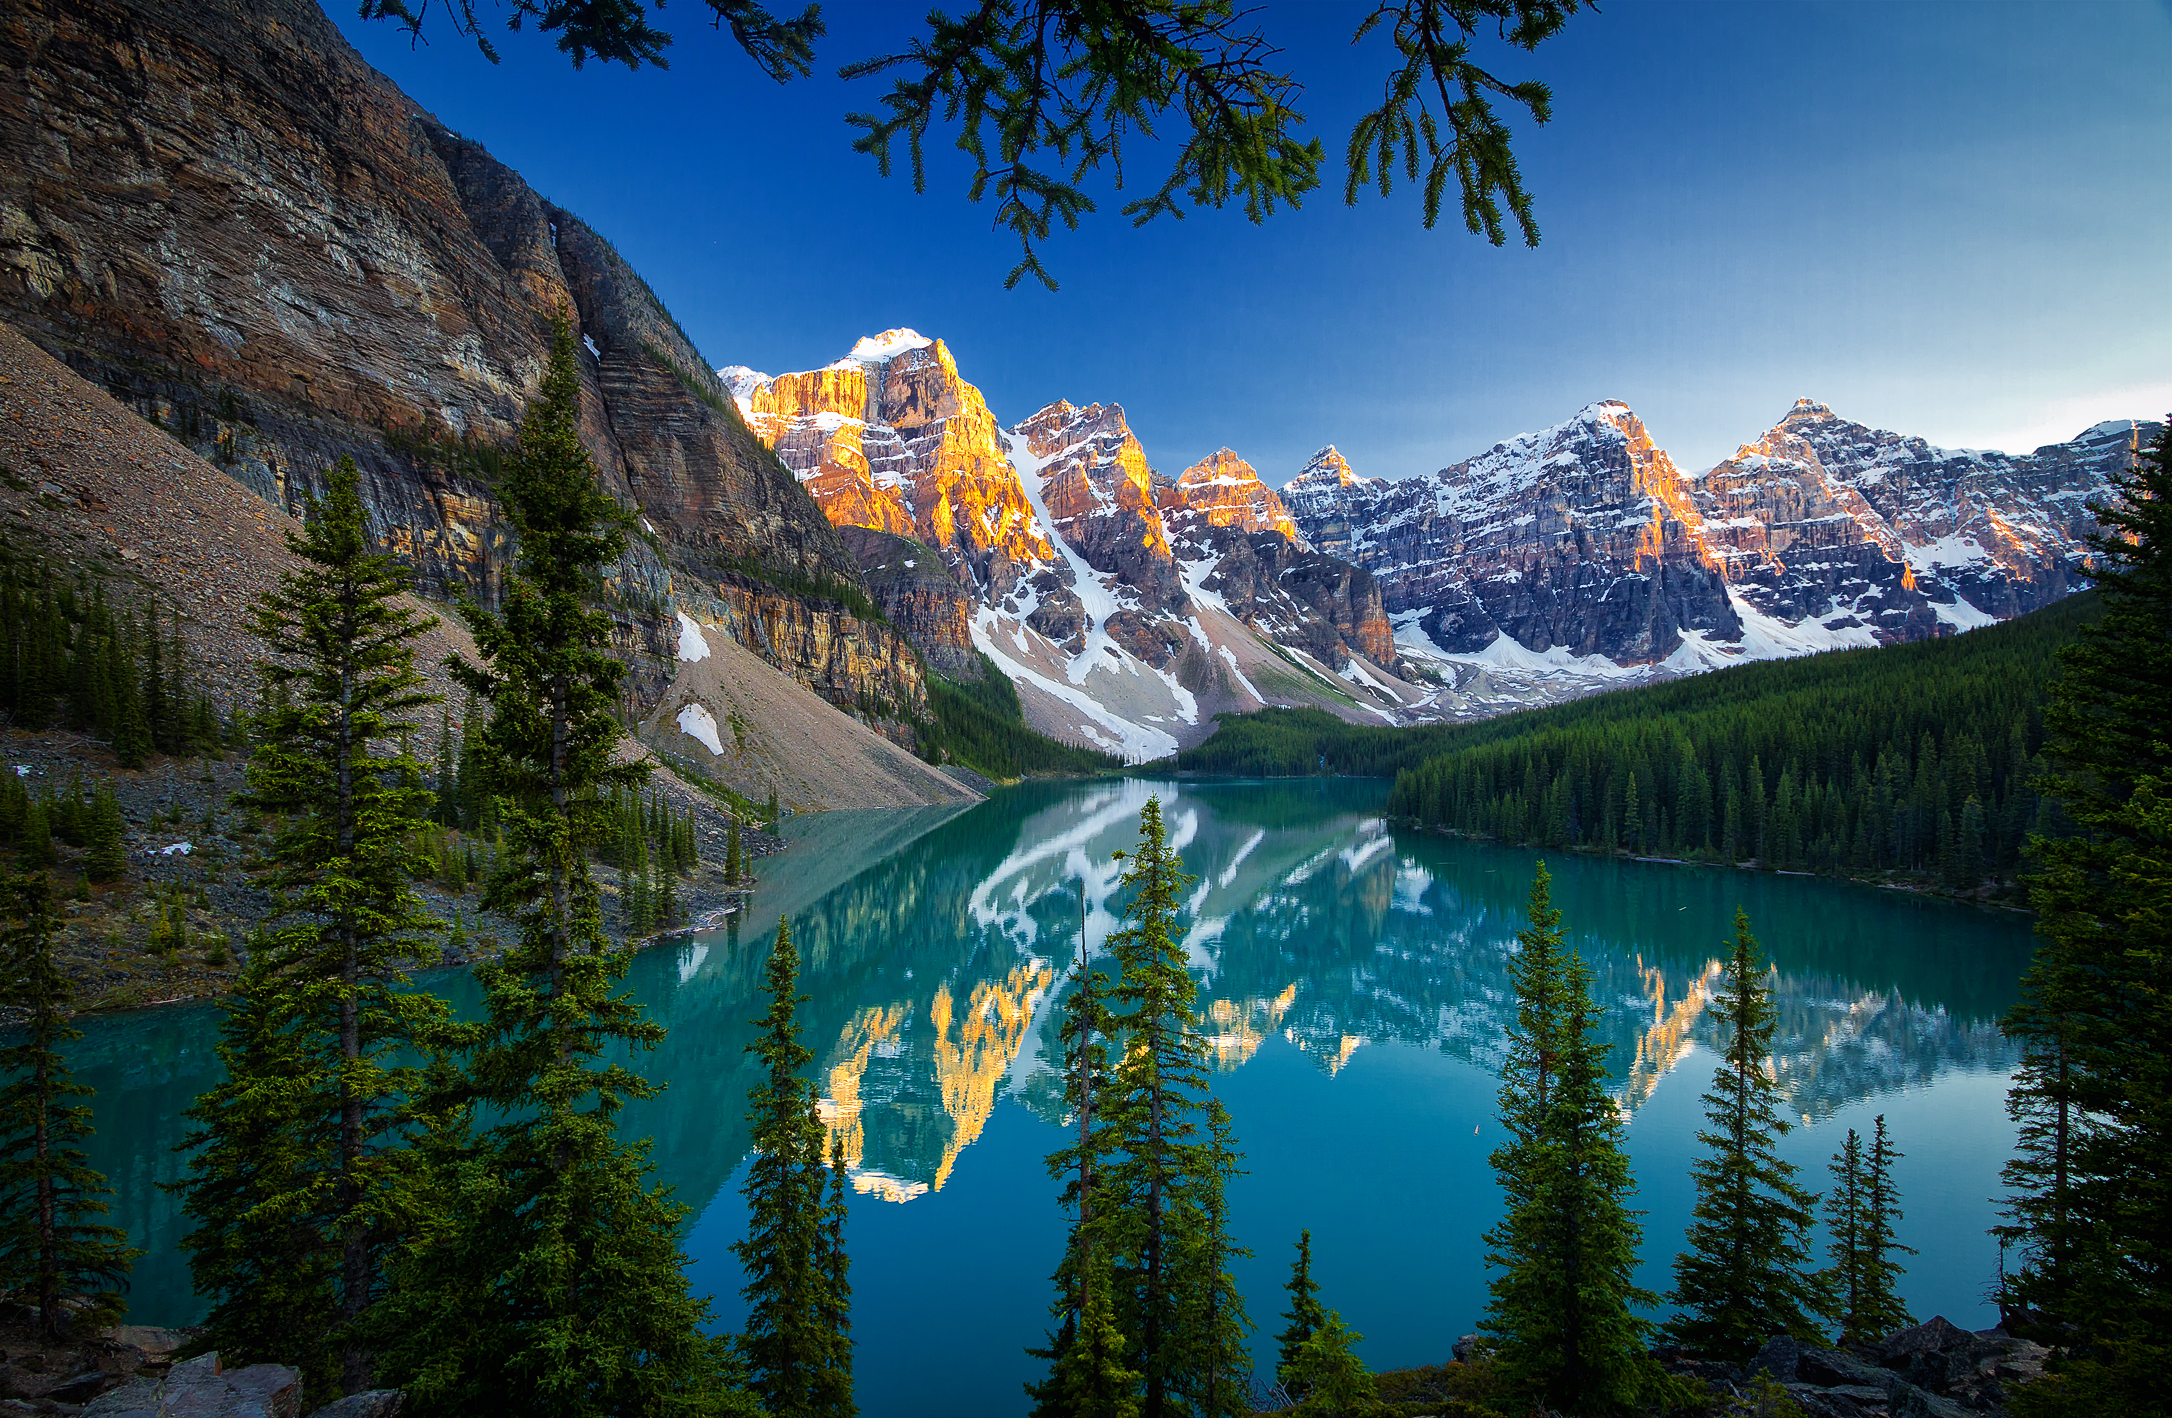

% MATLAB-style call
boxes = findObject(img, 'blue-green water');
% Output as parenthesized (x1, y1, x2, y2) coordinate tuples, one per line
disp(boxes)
(69, 777, 2034, 1415)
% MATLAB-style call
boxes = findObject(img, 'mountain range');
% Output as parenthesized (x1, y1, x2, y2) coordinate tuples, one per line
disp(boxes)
(728, 335, 2155, 756)
(0, 0, 2155, 780)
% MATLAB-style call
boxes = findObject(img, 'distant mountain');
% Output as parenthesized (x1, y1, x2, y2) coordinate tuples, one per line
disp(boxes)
(1283, 399, 2158, 689)
(729, 337, 1423, 759)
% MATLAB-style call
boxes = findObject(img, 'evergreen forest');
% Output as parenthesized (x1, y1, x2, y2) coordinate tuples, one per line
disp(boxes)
(1180, 593, 2099, 893)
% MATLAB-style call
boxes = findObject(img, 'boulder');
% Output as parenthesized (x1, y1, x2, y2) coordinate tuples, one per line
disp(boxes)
(82, 1351, 302, 1418)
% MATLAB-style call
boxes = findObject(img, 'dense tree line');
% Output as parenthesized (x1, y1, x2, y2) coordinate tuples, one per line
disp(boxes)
(1383, 595, 2099, 887)
(0, 557, 225, 764)
(916, 657, 1121, 781)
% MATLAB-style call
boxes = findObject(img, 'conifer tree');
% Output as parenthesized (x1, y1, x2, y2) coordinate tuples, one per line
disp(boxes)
(1666, 909, 1828, 1359)
(1282, 1311, 1373, 1418)
(1028, 892, 1135, 1418)
(1484, 864, 1658, 1413)
(373, 320, 739, 1417)
(1101, 796, 1240, 1418)
(656, 850, 678, 929)
(814, 1134, 855, 1418)
(726, 813, 742, 884)
(1996, 420, 2172, 1415)
(178, 455, 451, 1396)
(1824, 1116, 1914, 1344)
(736, 915, 844, 1418)
(175, 953, 337, 1387)
(1276, 1230, 1327, 1384)
(84, 785, 124, 884)
(1173, 1102, 1250, 1418)
(0, 873, 139, 1340)
(18, 798, 51, 869)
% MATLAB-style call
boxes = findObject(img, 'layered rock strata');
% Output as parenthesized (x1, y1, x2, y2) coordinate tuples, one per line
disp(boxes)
(0, 0, 922, 718)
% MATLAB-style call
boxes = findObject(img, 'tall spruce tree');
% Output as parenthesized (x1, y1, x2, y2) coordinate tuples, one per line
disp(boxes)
(1028, 889, 1137, 1418)
(736, 914, 850, 1418)
(1483, 864, 1659, 1413)
(1275, 1230, 1327, 1386)
(0, 872, 140, 1340)
(1102, 796, 1232, 1417)
(179, 455, 448, 1396)
(1172, 1102, 1250, 1418)
(372, 318, 742, 1418)
(1997, 419, 2172, 1416)
(1666, 909, 1828, 1359)
(815, 1134, 855, 1418)
(1824, 1116, 1914, 1345)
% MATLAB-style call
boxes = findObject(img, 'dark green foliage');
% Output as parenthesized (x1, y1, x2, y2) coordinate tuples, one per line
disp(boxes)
(0, 547, 218, 763)
(177, 456, 448, 1396)
(918, 659, 1120, 780)
(1028, 895, 1134, 1418)
(1104, 798, 1251, 1415)
(1667, 911, 1829, 1359)
(736, 916, 853, 1418)
(372, 321, 739, 1417)
(0, 873, 140, 1340)
(1482, 864, 1659, 1413)
(1281, 1311, 1375, 1418)
(1173, 1103, 1249, 1418)
(84, 784, 124, 884)
(17, 798, 51, 869)
(816, 1134, 855, 1418)
(1030, 800, 1254, 1417)
(1378, 594, 2100, 882)
(1276, 1230, 1327, 1384)
(725, 814, 743, 883)
(176, 954, 339, 1393)
(1824, 1117, 1913, 1345)
(1997, 421, 2172, 1414)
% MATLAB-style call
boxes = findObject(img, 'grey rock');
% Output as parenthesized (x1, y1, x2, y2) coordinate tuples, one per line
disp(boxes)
(80, 1353, 300, 1418)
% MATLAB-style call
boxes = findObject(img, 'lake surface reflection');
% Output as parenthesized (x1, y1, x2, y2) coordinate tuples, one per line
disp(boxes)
(70, 777, 2034, 1417)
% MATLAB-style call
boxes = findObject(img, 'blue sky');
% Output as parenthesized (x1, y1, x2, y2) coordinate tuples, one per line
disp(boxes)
(334, 0, 2172, 482)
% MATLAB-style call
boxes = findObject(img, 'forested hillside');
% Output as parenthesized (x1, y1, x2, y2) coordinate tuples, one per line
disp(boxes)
(1382, 594, 2098, 888)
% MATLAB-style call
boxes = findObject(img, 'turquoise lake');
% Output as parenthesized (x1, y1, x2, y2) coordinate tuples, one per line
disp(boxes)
(67, 777, 2035, 1415)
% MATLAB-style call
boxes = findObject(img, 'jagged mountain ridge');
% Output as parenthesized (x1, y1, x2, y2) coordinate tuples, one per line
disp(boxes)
(1283, 399, 2158, 689)
(728, 336, 1423, 761)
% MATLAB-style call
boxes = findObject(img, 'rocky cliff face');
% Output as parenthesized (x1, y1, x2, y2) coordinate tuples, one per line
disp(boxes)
(728, 332, 1055, 597)
(1158, 448, 1303, 542)
(1284, 400, 2157, 682)
(835, 526, 984, 684)
(1717, 400, 2144, 622)
(0, 0, 924, 719)
(723, 339, 1426, 758)
(1288, 403, 1742, 664)
(1280, 447, 1378, 559)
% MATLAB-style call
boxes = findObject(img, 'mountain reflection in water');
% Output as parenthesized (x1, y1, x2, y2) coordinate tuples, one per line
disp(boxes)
(657, 777, 2026, 1210)
(68, 774, 2033, 1364)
